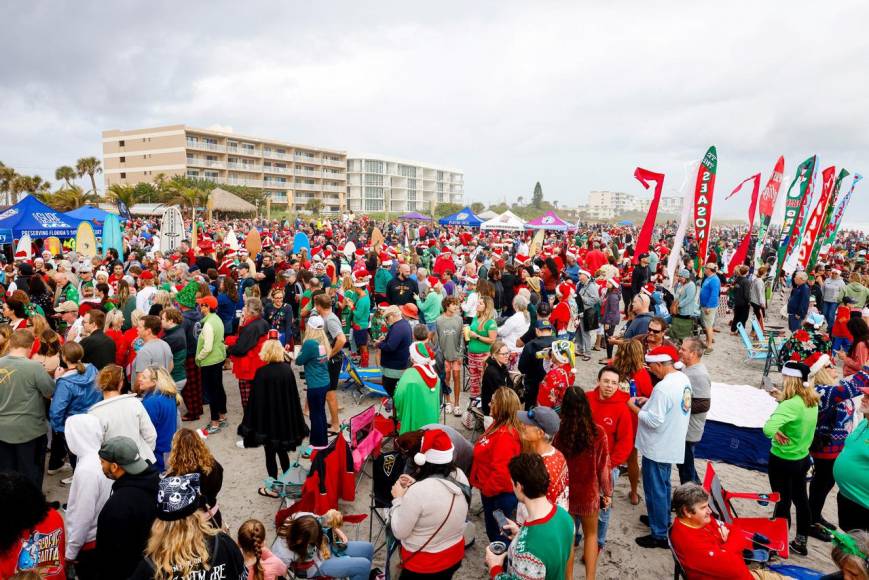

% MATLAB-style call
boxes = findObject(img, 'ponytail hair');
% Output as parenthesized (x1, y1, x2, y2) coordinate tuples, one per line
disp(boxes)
(61, 341, 86, 374)
(237, 519, 266, 580)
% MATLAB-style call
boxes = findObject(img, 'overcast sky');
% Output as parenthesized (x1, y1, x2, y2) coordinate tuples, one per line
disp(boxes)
(1, 1, 867, 221)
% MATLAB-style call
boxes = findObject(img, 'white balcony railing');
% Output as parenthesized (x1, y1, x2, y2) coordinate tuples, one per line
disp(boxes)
(294, 154, 319, 163)
(187, 140, 225, 153)
(218, 176, 263, 188)
(227, 162, 262, 172)
(295, 182, 319, 191)
(263, 150, 291, 161)
(323, 185, 344, 192)
(227, 146, 260, 157)
(295, 169, 321, 178)
(263, 165, 291, 174)
(322, 157, 344, 167)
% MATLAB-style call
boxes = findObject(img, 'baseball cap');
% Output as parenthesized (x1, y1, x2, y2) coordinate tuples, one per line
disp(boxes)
(518, 406, 561, 437)
(196, 295, 218, 310)
(98, 436, 149, 475)
(307, 315, 324, 330)
(55, 301, 79, 314)
(535, 319, 553, 331)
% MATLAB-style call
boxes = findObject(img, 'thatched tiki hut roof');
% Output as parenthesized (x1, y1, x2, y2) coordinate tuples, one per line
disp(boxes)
(207, 188, 257, 219)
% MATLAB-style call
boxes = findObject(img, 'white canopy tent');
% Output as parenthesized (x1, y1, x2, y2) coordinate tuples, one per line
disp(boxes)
(480, 210, 526, 231)
(478, 209, 499, 220)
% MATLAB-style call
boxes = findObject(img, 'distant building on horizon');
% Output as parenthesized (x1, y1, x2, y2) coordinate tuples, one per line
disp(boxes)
(102, 124, 347, 214)
(346, 155, 463, 213)
(583, 190, 683, 220)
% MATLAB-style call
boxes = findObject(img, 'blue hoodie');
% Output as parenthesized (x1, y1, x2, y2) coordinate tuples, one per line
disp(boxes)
(141, 391, 178, 471)
(49, 364, 100, 432)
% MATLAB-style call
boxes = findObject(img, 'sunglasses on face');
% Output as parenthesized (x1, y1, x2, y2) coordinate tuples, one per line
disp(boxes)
(648, 328, 663, 334)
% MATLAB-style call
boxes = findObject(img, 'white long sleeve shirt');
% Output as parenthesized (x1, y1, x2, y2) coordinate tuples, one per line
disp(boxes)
(636, 370, 692, 464)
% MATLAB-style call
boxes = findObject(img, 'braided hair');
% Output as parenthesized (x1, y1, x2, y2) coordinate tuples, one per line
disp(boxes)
(237, 519, 266, 580)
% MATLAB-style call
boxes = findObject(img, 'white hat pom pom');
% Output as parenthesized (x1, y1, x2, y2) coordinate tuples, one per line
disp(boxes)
(414, 452, 426, 466)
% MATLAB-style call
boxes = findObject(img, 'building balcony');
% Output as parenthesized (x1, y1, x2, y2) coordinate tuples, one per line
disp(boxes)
(263, 165, 291, 175)
(187, 140, 225, 153)
(295, 182, 319, 191)
(322, 171, 345, 180)
(295, 168, 321, 178)
(263, 150, 290, 161)
(323, 185, 344, 192)
(187, 158, 225, 169)
(322, 157, 344, 168)
(218, 176, 263, 188)
(295, 154, 319, 163)
(226, 146, 261, 157)
(227, 162, 262, 172)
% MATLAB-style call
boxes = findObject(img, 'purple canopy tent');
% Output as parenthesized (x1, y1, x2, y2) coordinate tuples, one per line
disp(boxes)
(525, 210, 575, 231)
(399, 211, 432, 221)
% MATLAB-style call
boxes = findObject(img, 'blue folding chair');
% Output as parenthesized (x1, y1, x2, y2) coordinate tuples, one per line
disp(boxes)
(339, 352, 383, 383)
(737, 323, 769, 363)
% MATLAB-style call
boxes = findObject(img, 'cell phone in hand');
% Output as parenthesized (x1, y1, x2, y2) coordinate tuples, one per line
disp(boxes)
(493, 509, 510, 532)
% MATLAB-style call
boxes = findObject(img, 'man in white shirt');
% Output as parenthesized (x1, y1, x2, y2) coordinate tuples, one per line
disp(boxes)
(628, 344, 692, 549)
(135, 270, 158, 313)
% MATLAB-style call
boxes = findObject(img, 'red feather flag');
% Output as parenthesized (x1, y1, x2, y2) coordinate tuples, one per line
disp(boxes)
(632, 168, 665, 264)
(726, 173, 761, 276)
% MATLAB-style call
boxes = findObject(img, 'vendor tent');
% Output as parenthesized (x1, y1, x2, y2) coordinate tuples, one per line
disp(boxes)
(399, 211, 431, 221)
(0, 195, 101, 244)
(65, 205, 120, 223)
(478, 209, 498, 220)
(438, 207, 482, 227)
(480, 210, 526, 231)
(525, 210, 574, 231)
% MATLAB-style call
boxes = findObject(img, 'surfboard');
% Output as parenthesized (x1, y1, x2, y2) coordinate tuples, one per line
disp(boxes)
(529, 229, 545, 258)
(292, 232, 310, 254)
(371, 227, 384, 251)
(14, 233, 32, 261)
(225, 228, 239, 251)
(343, 241, 356, 260)
(44, 237, 61, 257)
(102, 213, 124, 258)
(245, 229, 262, 256)
(76, 222, 97, 258)
(160, 206, 184, 253)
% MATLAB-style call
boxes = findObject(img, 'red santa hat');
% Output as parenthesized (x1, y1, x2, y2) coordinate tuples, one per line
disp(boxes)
(515, 254, 529, 265)
(414, 429, 455, 466)
(645, 345, 682, 369)
(606, 276, 621, 288)
(353, 269, 371, 287)
(805, 352, 832, 376)
(379, 252, 393, 266)
(556, 282, 575, 299)
(641, 283, 656, 296)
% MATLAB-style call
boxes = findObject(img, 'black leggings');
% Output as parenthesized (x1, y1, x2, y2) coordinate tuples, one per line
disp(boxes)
(809, 457, 836, 523)
(731, 304, 750, 332)
(383, 376, 399, 399)
(201, 362, 226, 421)
(837, 492, 869, 532)
(767, 453, 811, 536)
(264, 441, 290, 479)
(604, 324, 616, 359)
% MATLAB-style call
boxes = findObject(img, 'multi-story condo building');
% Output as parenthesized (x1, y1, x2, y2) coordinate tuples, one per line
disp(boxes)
(346, 155, 463, 213)
(102, 124, 347, 213)
(584, 190, 683, 220)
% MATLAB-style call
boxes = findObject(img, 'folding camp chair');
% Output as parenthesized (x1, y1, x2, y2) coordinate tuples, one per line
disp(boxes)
(343, 355, 390, 403)
(763, 333, 786, 377)
(343, 405, 386, 491)
(262, 458, 308, 506)
(751, 318, 786, 349)
(370, 451, 406, 554)
(703, 461, 790, 559)
(736, 323, 770, 363)
(340, 351, 383, 384)
(669, 524, 770, 580)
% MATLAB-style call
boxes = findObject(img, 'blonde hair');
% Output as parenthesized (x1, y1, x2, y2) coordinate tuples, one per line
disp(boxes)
(167, 428, 215, 476)
(778, 376, 821, 407)
(812, 366, 837, 387)
(237, 520, 266, 580)
(147, 367, 182, 406)
(143, 514, 219, 580)
(130, 309, 145, 328)
(105, 309, 124, 330)
(477, 296, 495, 325)
(30, 315, 50, 337)
(303, 326, 330, 353)
(487, 387, 522, 435)
(259, 339, 286, 363)
(152, 291, 172, 309)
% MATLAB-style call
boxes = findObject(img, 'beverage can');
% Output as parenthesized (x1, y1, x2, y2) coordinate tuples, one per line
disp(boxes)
(488, 541, 507, 555)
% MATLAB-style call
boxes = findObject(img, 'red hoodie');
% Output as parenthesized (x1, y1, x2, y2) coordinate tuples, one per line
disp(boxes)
(470, 425, 522, 497)
(587, 388, 634, 466)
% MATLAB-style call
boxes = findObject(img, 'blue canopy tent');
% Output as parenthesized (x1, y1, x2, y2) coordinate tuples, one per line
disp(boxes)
(438, 207, 483, 227)
(65, 205, 123, 223)
(0, 196, 102, 244)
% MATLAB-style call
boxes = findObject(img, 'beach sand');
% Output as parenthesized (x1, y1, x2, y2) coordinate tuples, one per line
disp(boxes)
(46, 296, 857, 578)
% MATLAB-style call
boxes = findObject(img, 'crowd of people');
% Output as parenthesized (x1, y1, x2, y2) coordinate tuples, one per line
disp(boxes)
(0, 213, 867, 579)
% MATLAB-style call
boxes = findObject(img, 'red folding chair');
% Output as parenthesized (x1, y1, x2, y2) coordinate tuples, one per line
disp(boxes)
(702, 461, 790, 559)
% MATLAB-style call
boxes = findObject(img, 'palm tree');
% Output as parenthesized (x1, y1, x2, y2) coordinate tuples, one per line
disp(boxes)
(9, 174, 51, 203)
(55, 165, 77, 189)
(305, 198, 323, 214)
(164, 183, 206, 219)
(48, 185, 97, 212)
(517, 195, 525, 206)
(75, 157, 102, 196)
(107, 183, 141, 209)
(0, 162, 18, 205)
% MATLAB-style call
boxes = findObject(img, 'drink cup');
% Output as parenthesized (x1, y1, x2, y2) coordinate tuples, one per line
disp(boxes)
(488, 541, 507, 555)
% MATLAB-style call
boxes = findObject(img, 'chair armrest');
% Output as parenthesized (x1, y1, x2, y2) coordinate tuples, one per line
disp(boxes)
(726, 491, 781, 504)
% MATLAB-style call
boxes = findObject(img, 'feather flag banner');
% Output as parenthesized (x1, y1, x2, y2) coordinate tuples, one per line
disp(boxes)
(819, 173, 863, 261)
(774, 155, 816, 279)
(794, 166, 836, 270)
(632, 168, 665, 264)
(807, 168, 849, 270)
(692, 146, 718, 270)
(752, 156, 785, 268)
(726, 173, 761, 276)
(666, 160, 701, 289)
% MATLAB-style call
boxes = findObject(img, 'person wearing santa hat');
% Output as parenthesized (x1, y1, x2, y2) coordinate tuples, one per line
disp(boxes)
(350, 269, 372, 367)
(550, 282, 577, 340)
(374, 253, 393, 304)
(576, 270, 601, 361)
(627, 344, 692, 549)
(804, 352, 869, 542)
(390, 428, 469, 579)
(393, 342, 442, 434)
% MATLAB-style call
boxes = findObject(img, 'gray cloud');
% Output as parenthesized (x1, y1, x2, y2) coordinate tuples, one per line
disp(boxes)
(1, 0, 867, 223)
